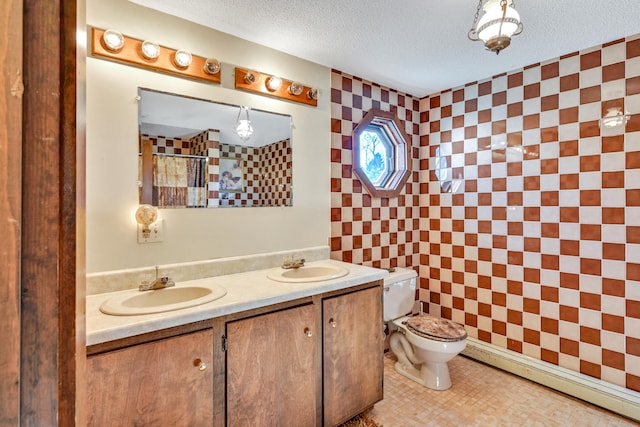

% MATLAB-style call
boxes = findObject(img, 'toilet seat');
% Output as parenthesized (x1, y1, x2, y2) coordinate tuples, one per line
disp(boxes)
(404, 314, 467, 342)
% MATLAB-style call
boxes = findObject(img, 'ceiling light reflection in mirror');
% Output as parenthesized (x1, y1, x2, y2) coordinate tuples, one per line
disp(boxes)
(138, 88, 293, 208)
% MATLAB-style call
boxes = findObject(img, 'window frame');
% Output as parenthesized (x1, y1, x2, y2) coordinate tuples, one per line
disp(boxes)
(352, 109, 411, 198)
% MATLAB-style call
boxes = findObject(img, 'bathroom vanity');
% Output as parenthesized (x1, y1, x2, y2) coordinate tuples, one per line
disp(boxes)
(85, 259, 386, 427)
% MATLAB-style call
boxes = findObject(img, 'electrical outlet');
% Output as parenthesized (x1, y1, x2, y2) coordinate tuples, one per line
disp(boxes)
(137, 219, 164, 244)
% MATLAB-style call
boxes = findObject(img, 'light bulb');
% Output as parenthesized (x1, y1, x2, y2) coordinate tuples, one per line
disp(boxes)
(102, 29, 124, 52)
(141, 41, 160, 60)
(266, 75, 283, 91)
(244, 72, 256, 84)
(173, 49, 192, 68)
(288, 81, 304, 96)
(307, 88, 318, 100)
(203, 58, 221, 74)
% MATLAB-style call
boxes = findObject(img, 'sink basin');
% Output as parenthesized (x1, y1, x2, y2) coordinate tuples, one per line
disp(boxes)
(100, 284, 227, 316)
(267, 264, 349, 283)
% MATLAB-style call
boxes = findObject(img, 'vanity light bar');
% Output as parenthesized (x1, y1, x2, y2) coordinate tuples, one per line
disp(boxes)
(234, 67, 318, 107)
(90, 27, 221, 84)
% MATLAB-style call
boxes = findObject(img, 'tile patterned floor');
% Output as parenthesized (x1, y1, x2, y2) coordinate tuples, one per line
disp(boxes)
(368, 353, 638, 427)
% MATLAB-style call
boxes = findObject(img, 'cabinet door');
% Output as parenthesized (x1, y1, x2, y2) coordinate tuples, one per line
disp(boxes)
(86, 329, 214, 427)
(226, 303, 320, 427)
(323, 286, 383, 426)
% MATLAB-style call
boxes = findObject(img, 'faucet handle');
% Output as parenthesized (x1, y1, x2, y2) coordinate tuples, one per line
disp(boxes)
(281, 255, 293, 269)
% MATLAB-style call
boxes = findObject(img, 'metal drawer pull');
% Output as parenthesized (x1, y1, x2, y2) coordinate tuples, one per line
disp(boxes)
(329, 318, 337, 328)
(304, 327, 313, 337)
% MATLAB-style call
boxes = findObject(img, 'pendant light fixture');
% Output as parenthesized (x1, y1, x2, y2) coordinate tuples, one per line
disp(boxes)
(235, 106, 254, 141)
(468, 0, 523, 54)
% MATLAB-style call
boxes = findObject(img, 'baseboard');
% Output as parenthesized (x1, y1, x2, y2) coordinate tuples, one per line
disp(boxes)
(462, 337, 640, 422)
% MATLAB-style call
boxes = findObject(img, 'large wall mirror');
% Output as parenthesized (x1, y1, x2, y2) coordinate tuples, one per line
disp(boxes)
(138, 88, 293, 208)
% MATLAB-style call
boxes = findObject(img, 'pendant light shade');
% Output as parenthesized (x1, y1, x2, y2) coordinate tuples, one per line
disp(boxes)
(235, 106, 254, 141)
(468, 0, 523, 54)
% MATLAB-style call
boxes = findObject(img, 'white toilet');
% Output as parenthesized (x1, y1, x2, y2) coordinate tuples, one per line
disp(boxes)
(384, 267, 467, 391)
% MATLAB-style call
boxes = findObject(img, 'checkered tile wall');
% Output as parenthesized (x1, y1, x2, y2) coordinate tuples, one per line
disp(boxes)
(331, 34, 640, 392)
(329, 70, 422, 270)
(219, 139, 292, 207)
(219, 144, 259, 207)
(140, 133, 192, 155)
(257, 138, 292, 207)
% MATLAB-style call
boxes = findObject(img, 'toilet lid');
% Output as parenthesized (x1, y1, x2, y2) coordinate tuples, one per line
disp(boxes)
(404, 314, 467, 342)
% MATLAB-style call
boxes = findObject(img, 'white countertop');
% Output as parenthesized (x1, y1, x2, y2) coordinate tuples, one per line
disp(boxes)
(86, 260, 387, 346)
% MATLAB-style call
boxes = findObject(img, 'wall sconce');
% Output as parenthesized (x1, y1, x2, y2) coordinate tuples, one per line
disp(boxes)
(101, 28, 124, 52)
(468, 0, 523, 54)
(234, 67, 318, 107)
(90, 27, 221, 84)
(235, 106, 254, 141)
(135, 204, 158, 239)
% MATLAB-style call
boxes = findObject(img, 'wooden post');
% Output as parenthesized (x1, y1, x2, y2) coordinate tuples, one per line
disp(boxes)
(0, 0, 23, 425)
(21, 0, 84, 425)
(141, 139, 154, 204)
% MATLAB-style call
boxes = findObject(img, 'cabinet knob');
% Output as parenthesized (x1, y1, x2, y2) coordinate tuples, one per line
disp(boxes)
(193, 358, 207, 371)
(304, 327, 313, 337)
(329, 318, 337, 328)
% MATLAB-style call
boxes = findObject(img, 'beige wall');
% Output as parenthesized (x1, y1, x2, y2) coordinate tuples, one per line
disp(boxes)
(86, 0, 331, 272)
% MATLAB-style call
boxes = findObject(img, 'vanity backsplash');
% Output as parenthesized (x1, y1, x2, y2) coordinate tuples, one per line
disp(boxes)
(86, 246, 330, 295)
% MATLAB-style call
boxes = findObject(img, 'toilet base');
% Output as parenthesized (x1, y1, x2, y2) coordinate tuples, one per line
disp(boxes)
(394, 360, 452, 391)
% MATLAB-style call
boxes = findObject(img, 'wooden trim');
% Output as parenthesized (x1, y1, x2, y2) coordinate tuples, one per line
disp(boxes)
(21, 0, 80, 425)
(212, 317, 227, 427)
(87, 320, 213, 356)
(0, 0, 22, 424)
(235, 67, 318, 107)
(141, 139, 153, 204)
(90, 27, 221, 85)
(214, 296, 315, 324)
(320, 279, 383, 300)
(59, 0, 85, 424)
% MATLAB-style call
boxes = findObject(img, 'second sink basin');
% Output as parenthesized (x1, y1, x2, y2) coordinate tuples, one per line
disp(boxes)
(267, 264, 349, 283)
(100, 283, 227, 316)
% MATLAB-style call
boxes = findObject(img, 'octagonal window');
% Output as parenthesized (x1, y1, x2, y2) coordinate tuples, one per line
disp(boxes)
(352, 109, 411, 198)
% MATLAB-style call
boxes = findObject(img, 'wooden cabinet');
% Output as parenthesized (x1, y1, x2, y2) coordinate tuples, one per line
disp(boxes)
(86, 281, 383, 427)
(323, 286, 384, 427)
(225, 303, 321, 426)
(216, 282, 383, 427)
(86, 328, 214, 427)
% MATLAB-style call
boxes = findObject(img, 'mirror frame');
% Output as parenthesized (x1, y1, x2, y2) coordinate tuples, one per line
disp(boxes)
(352, 109, 411, 198)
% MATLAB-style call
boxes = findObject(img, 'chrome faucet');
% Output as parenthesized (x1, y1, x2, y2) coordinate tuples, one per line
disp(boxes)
(281, 256, 305, 269)
(139, 266, 175, 291)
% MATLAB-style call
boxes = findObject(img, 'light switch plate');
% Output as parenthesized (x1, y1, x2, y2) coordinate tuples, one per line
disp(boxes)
(137, 219, 164, 244)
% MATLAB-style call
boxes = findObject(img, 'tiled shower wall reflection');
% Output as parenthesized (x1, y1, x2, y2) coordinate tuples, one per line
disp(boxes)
(329, 70, 422, 270)
(423, 36, 640, 391)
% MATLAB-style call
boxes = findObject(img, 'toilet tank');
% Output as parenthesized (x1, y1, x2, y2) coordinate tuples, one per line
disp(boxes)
(383, 267, 418, 322)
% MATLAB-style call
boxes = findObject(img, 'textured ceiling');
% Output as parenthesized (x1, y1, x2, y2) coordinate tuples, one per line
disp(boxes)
(130, 0, 640, 97)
